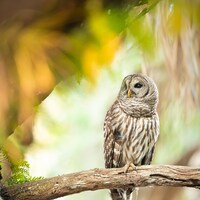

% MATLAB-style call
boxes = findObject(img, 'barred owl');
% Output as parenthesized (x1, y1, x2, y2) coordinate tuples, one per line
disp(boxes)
(104, 74, 159, 200)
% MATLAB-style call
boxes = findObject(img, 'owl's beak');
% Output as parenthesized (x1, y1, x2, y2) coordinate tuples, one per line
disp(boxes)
(127, 89, 132, 97)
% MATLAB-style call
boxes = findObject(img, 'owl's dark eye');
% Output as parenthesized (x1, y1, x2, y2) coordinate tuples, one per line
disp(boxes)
(134, 83, 143, 88)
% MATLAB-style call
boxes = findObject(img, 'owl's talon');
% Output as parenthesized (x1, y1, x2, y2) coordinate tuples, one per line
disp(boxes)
(123, 163, 137, 173)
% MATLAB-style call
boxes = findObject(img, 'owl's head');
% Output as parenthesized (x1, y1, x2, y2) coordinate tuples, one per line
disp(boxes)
(118, 74, 158, 115)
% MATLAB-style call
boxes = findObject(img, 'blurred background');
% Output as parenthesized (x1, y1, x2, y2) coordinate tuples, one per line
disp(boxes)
(0, 0, 200, 199)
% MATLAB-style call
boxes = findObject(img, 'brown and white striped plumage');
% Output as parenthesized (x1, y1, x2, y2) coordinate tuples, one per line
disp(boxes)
(104, 74, 159, 200)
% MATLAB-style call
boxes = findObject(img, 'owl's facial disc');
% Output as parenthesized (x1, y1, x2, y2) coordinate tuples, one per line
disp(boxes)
(128, 77, 149, 98)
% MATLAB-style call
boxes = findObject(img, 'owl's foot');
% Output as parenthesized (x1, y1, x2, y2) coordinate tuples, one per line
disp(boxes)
(123, 162, 137, 173)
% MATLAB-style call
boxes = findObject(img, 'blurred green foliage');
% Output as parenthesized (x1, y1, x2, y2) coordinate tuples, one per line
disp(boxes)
(0, 0, 161, 162)
(6, 160, 43, 186)
(0, 150, 43, 186)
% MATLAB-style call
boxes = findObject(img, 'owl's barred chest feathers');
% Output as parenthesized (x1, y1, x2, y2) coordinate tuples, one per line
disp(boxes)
(108, 101, 159, 167)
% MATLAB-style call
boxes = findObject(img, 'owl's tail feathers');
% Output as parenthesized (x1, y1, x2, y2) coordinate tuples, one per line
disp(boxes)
(110, 188, 133, 200)
(110, 189, 122, 200)
(133, 188, 139, 200)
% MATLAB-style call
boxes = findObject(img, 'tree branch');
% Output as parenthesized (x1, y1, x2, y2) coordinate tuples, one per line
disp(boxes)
(1, 165, 200, 200)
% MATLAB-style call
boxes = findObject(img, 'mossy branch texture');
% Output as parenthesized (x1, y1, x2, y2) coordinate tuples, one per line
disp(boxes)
(1, 165, 200, 200)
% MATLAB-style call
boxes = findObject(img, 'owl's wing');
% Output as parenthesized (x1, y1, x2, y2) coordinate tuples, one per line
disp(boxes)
(141, 114, 159, 165)
(141, 146, 155, 165)
(104, 109, 115, 168)
(104, 107, 122, 168)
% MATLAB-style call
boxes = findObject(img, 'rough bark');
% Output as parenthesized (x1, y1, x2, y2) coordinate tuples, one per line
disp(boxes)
(0, 165, 200, 200)
(148, 146, 200, 200)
